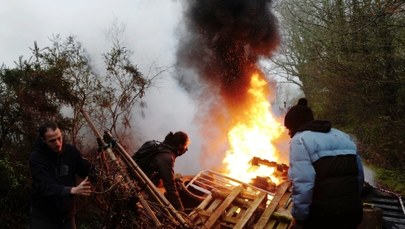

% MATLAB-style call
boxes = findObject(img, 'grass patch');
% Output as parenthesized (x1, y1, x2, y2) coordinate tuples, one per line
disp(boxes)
(370, 165, 405, 196)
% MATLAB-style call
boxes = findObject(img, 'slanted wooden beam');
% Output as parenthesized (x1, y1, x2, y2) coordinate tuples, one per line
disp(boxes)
(234, 191, 267, 229)
(203, 185, 244, 228)
(254, 181, 291, 229)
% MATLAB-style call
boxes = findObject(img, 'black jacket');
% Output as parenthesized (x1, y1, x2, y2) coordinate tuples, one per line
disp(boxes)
(149, 144, 184, 210)
(29, 138, 91, 221)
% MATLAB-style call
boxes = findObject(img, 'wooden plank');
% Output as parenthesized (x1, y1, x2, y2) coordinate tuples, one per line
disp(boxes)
(198, 195, 214, 209)
(273, 208, 293, 222)
(189, 195, 214, 221)
(203, 185, 244, 229)
(222, 215, 240, 224)
(239, 192, 261, 200)
(192, 197, 223, 226)
(276, 222, 289, 229)
(279, 191, 291, 209)
(194, 210, 213, 218)
(225, 205, 241, 218)
(234, 192, 267, 229)
(219, 221, 237, 228)
(212, 189, 253, 208)
(254, 181, 291, 229)
(206, 198, 223, 212)
(222, 205, 242, 224)
(285, 198, 293, 211)
(189, 197, 222, 226)
(211, 187, 259, 200)
(264, 219, 277, 229)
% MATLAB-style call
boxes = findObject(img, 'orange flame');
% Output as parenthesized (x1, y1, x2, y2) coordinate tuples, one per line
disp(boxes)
(223, 73, 285, 185)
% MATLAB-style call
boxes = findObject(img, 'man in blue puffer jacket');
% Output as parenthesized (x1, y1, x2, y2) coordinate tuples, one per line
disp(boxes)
(284, 98, 364, 229)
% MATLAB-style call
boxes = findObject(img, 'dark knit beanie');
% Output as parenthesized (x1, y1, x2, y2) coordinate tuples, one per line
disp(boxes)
(284, 98, 314, 130)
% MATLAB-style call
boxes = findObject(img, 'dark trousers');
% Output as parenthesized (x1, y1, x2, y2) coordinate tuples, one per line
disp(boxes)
(30, 207, 76, 229)
(30, 208, 76, 229)
(302, 216, 360, 229)
(30, 215, 76, 229)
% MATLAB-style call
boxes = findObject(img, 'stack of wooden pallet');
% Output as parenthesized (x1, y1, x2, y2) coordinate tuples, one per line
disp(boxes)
(188, 179, 293, 229)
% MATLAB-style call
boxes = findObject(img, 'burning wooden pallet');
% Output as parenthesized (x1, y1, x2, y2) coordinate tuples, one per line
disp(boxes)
(83, 110, 294, 228)
(186, 170, 293, 229)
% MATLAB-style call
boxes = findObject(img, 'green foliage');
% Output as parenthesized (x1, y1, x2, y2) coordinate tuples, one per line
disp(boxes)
(95, 40, 150, 136)
(0, 154, 30, 228)
(273, 0, 405, 193)
(0, 155, 25, 192)
(275, 0, 405, 172)
(371, 165, 405, 196)
(0, 31, 152, 227)
(75, 198, 104, 229)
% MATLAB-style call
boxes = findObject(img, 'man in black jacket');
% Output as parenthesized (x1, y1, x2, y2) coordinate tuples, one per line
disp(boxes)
(29, 121, 92, 229)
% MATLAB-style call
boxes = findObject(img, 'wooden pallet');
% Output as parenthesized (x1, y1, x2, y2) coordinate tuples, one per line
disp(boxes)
(188, 180, 293, 229)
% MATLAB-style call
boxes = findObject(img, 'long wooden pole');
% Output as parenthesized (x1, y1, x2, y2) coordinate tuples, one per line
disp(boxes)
(81, 109, 162, 227)
(104, 131, 191, 228)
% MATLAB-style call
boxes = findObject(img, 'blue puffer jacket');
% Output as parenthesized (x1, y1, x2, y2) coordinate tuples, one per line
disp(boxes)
(288, 120, 364, 222)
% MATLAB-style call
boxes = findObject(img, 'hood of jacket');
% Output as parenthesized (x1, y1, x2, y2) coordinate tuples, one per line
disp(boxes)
(297, 120, 332, 134)
(158, 143, 180, 157)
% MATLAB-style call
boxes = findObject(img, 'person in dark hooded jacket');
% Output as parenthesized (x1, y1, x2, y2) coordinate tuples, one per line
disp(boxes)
(29, 121, 92, 229)
(284, 98, 364, 229)
(140, 131, 190, 211)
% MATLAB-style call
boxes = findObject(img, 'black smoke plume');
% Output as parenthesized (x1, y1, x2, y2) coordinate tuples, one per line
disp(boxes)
(175, 0, 281, 170)
(176, 0, 280, 106)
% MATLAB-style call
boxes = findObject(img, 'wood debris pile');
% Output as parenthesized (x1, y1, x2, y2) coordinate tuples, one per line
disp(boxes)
(184, 170, 293, 229)
(83, 110, 294, 228)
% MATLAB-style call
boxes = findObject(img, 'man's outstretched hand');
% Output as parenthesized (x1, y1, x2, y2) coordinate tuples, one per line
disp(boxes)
(70, 177, 92, 196)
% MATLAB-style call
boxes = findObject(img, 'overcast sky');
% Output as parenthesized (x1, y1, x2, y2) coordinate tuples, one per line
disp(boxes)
(0, 0, 206, 172)
(0, 0, 377, 185)
(0, 0, 304, 173)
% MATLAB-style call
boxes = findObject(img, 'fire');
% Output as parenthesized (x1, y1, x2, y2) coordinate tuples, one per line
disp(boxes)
(223, 73, 285, 185)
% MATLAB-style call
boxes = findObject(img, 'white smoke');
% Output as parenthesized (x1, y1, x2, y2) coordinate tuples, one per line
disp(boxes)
(363, 163, 376, 185)
(0, 0, 204, 174)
